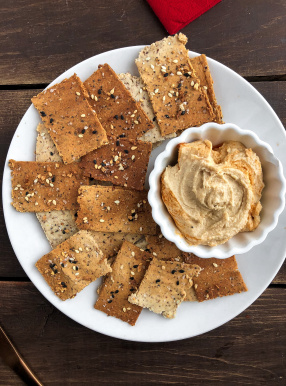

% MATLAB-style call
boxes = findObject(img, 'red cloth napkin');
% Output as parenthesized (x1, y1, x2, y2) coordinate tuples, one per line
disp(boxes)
(147, 0, 222, 34)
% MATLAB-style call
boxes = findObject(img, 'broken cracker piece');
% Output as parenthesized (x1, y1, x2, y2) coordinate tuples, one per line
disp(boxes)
(146, 234, 183, 262)
(36, 123, 62, 162)
(95, 241, 152, 325)
(182, 254, 248, 302)
(136, 33, 214, 136)
(9, 160, 88, 212)
(76, 185, 157, 235)
(128, 258, 201, 318)
(80, 138, 152, 190)
(32, 74, 107, 164)
(190, 55, 223, 123)
(36, 230, 111, 301)
(36, 210, 78, 248)
(84, 64, 154, 141)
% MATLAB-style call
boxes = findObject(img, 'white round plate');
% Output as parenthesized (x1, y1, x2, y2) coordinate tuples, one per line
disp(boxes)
(2, 46, 286, 342)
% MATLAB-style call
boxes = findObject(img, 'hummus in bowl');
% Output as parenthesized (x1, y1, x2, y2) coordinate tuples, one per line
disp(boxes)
(161, 140, 264, 247)
(148, 123, 286, 258)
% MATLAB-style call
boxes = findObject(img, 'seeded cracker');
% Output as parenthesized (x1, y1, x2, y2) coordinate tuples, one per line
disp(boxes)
(83, 63, 154, 140)
(32, 74, 107, 164)
(9, 160, 88, 212)
(76, 186, 157, 235)
(146, 235, 183, 261)
(95, 241, 152, 325)
(128, 258, 201, 318)
(36, 230, 112, 301)
(136, 33, 214, 136)
(190, 55, 223, 123)
(36, 123, 62, 162)
(80, 138, 151, 190)
(119, 73, 176, 144)
(182, 254, 248, 302)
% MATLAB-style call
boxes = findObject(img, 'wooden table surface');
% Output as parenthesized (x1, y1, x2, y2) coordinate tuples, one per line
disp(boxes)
(0, 1, 285, 384)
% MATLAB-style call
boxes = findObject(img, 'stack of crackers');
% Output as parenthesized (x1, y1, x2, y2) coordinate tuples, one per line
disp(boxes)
(9, 33, 247, 326)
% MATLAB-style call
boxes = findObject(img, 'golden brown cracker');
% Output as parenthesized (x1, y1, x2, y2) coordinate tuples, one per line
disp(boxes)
(146, 235, 183, 262)
(80, 138, 152, 191)
(190, 55, 223, 123)
(128, 258, 201, 318)
(36, 230, 112, 301)
(182, 254, 248, 302)
(76, 185, 157, 235)
(136, 34, 214, 136)
(95, 241, 152, 325)
(84, 64, 154, 140)
(32, 74, 107, 164)
(9, 160, 88, 212)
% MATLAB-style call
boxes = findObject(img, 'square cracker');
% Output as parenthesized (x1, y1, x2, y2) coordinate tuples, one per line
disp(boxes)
(182, 254, 248, 302)
(76, 185, 157, 235)
(32, 74, 107, 164)
(36, 230, 112, 301)
(128, 258, 201, 318)
(95, 241, 152, 325)
(190, 55, 223, 123)
(136, 33, 214, 136)
(9, 160, 88, 212)
(84, 63, 154, 141)
(118, 73, 175, 144)
(79, 138, 152, 191)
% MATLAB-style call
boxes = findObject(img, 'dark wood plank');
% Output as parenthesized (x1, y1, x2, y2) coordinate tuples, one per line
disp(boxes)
(0, 0, 285, 85)
(0, 82, 286, 280)
(0, 282, 285, 385)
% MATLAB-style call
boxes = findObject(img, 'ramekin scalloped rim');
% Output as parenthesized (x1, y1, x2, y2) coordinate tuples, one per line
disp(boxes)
(148, 123, 286, 259)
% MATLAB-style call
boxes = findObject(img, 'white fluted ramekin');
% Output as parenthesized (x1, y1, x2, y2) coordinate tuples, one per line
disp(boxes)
(148, 123, 286, 258)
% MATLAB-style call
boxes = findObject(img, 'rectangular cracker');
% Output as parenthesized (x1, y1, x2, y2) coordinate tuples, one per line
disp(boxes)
(190, 55, 223, 123)
(9, 160, 88, 212)
(128, 258, 201, 318)
(83, 63, 154, 140)
(182, 254, 248, 302)
(79, 138, 152, 190)
(95, 241, 152, 325)
(136, 33, 214, 136)
(76, 185, 157, 235)
(36, 230, 112, 300)
(119, 73, 176, 144)
(32, 74, 107, 164)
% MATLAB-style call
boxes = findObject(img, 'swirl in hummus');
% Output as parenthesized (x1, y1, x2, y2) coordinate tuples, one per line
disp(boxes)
(161, 140, 264, 246)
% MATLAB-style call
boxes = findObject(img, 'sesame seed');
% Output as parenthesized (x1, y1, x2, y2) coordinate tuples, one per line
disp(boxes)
(131, 251, 135, 257)
(177, 71, 182, 75)
(191, 81, 194, 86)
(131, 155, 135, 160)
(203, 86, 208, 90)
(81, 114, 86, 118)
(154, 89, 159, 93)
(110, 88, 115, 94)
(35, 202, 38, 206)
(76, 92, 81, 96)
(150, 64, 154, 69)
(134, 120, 139, 125)
(114, 200, 120, 205)
(78, 134, 83, 138)
(146, 57, 150, 61)
(131, 146, 137, 150)
(173, 59, 178, 63)
(213, 263, 218, 267)
(99, 219, 105, 222)
(168, 93, 172, 98)
(52, 200, 57, 205)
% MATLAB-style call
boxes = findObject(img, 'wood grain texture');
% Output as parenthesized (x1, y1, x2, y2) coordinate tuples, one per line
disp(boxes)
(0, 0, 285, 85)
(0, 282, 285, 385)
(0, 83, 285, 280)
